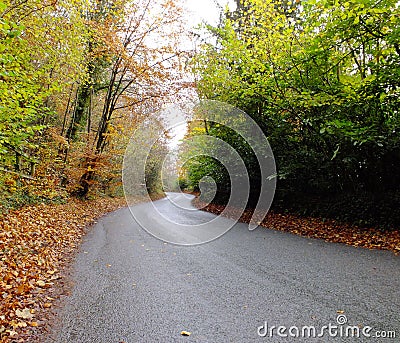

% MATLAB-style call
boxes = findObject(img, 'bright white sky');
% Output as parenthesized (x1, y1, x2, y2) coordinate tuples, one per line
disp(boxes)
(184, 0, 236, 26)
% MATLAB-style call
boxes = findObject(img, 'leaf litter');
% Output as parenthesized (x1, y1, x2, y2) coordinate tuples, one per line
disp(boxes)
(0, 197, 127, 342)
(194, 199, 400, 255)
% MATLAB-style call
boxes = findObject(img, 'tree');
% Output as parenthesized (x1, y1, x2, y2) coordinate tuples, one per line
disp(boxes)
(63, 0, 189, 196)
(0, 0, 87, 174)
(0, 0, 190, 206)
(189, 0, 400, 226)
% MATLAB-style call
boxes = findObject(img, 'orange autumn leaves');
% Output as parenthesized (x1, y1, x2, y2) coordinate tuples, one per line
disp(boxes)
(0, 197, 127, 342)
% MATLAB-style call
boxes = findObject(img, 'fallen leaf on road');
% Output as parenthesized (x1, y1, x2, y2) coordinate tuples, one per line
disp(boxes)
(15, 309, 34, 320)
(15, 322, 27, 328)
(5, 329, 18, 337)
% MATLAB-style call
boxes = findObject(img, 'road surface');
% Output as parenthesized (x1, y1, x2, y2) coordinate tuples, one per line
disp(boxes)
(47, 193, 400, 342)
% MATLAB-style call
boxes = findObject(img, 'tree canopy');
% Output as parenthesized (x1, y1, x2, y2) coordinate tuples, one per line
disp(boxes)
(187, 0, 400, 227)
(0, 0, 189, 207)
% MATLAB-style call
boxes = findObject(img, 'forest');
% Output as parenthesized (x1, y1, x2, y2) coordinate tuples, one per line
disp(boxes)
(0, 0, 399, 225)
(185, 0, 400, 229)
(0, 0, 189, 207)
(1, 0, 400, 225)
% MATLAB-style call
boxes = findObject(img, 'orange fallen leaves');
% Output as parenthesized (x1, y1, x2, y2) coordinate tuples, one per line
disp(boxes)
(15, 309, 34, 320)
(0, 197, 127, 342)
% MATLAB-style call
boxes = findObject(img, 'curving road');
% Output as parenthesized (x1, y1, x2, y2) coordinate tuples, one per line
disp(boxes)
(47, 193, 400, 342)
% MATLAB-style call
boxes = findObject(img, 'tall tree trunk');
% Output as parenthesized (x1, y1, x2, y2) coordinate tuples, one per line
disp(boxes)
(66, 85, 91, 141)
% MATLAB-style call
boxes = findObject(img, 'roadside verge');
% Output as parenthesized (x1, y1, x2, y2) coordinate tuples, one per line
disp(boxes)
(0, 196, 130, 342)
(193, 198, 400, 255)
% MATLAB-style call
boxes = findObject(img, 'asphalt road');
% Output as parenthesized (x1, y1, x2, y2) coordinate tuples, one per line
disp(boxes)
(47, 193, 400, 343)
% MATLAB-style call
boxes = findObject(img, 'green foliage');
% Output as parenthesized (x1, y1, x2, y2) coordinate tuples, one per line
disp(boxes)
(179, 119, 262, 206)
(0, 0, 98, 209)
(190, 0, 400, 224)
(0, 13, 46, 168)
(145, 139, 169, 196)
(0, 0, 88, 173)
